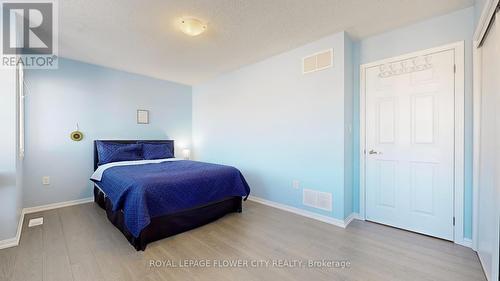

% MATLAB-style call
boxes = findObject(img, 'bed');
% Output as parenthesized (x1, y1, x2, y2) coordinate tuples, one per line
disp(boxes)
(90, 140, 250, 251)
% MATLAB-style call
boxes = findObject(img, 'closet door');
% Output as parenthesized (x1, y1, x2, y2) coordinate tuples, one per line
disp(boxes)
(477, 10, 500, 281)
(364, 48, 456, 240)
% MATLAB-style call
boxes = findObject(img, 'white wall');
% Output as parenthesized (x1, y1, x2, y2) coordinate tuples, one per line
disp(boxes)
(193, 31, 353, 220)
(23, 58, 192, 207)
(476, 5, 500, 280)
(0, 68, 22, 241)
(0, 14, 23, 242)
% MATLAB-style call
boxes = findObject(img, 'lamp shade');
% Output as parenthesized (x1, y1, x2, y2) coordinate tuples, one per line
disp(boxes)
(182, 148, 191, 160)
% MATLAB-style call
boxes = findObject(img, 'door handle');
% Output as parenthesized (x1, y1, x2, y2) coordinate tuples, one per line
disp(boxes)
(368, 149, 382, 155)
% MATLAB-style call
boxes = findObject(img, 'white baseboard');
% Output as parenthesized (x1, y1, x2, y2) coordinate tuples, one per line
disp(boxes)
(456, 238, 473, 248)
(0, 237, 18, 250)
(0, 208, 25, 250)
(4, 196, 366, 250)
(24, 197, 93, 214)
(247, 196, 361, 228)
(0, 197, 93, 250)
(478, 252, 492, 281)
(344, 212, 362, 227)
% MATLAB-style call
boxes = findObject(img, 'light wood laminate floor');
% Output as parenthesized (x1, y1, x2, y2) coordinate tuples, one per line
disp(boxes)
(0, 201, 486, 281)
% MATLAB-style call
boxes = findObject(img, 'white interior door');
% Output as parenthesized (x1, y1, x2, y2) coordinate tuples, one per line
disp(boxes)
(364, 49, 456, 240)
(477, 11, 500, 281)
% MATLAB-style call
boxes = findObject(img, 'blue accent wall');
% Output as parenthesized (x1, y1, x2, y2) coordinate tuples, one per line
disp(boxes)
(193, 32, 353, 220)
(344, 34, 355, 218)
(23, 58, 192, 208)
(353, 7, 475, 238)
(194, 8, 476, 238)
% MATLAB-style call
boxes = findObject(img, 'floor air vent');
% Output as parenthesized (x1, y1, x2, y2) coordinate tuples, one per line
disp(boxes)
(28, 217, 44, 227)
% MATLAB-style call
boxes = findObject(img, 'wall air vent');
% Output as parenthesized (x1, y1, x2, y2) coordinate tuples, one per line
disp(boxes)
(302, 49, 333, 74)
(303, 189, 332, 211)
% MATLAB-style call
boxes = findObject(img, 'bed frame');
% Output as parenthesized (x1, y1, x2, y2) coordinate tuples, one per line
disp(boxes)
(93, 140, 243, 251)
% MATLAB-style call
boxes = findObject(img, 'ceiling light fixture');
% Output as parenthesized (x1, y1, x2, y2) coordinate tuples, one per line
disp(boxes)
(178, 17, 207, 36)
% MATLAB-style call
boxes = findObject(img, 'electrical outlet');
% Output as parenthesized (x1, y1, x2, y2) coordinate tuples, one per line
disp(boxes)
(292, 180, 300, 190)
(42, 176, 50, 185)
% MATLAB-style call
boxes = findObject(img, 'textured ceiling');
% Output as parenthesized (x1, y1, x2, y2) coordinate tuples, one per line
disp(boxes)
(59, 0, 474, 85)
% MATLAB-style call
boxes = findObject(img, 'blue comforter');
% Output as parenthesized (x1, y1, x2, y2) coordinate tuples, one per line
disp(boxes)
(91, 160, 250, 237)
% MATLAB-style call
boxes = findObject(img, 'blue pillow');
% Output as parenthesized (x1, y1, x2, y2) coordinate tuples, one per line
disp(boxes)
(141, 142, 174, 160)
(96, 142, 143, 166)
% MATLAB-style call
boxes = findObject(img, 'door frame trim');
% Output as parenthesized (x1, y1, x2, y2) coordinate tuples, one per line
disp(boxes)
(359, 41, 466, 245)
(472, 43, 481, 252)
(473, 0, 499, 48)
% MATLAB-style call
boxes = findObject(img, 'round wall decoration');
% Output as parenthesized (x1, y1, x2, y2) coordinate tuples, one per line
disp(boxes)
(70, 131, 84, 141)
(70, 123, 84, 141)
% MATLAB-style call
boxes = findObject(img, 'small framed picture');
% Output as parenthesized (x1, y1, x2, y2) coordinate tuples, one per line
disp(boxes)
(137, 109, 149, 124)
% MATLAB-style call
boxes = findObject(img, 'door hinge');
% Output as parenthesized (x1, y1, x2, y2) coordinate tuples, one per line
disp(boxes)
(453, 217, 455, 226)
(454, 65, 456, 73)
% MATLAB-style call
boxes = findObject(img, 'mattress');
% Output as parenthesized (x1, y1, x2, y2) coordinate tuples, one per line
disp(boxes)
(90, 159, 250, 237)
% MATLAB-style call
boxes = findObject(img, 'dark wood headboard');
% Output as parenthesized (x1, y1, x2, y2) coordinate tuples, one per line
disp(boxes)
(93, 140, 174, 171)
